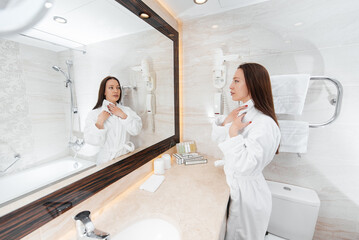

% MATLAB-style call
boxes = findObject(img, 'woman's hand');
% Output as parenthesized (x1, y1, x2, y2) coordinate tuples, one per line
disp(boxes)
(222, 105, 248, 126)
(108, 104, 127, 119)
(229, 113, 252, 137)
(96, 111, 111, 129)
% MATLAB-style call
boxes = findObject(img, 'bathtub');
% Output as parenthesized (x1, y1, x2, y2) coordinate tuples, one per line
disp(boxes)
(0, 157, 95, 206)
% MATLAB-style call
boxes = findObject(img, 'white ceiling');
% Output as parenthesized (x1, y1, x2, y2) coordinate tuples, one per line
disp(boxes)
(5, 0, 151, 52)
(3, 0, 272, 52)
(158, 0, 270, 21)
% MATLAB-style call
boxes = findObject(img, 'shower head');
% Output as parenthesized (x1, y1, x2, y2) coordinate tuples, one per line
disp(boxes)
(52, 65, 69, 79)
(52, 65, 60, 71)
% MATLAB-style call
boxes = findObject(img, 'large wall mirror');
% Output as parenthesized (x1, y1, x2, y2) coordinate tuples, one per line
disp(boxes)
(0, 0, 179, 238)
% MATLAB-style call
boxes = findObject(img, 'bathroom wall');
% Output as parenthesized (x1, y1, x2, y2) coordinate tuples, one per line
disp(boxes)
(181, 0, 359, 239)
(0, 39, 69, 173)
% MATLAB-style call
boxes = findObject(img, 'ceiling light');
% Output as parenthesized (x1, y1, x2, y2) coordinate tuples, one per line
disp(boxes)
(212, 25, 219, 29)
(294, 22, 303, 26)
(194, 0, 208, 4)
(44, 2, 53, 8)
(139, 12, 150, 19)
(53, 16, 67, 24)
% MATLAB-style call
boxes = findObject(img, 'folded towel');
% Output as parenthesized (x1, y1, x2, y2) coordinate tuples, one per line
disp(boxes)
(139, 174, 165, 192)
(278, 120, 309, 153)
(271, 74, 310, 115)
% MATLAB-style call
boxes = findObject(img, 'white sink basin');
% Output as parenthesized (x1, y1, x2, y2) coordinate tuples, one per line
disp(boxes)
(112, 218, 181, 240)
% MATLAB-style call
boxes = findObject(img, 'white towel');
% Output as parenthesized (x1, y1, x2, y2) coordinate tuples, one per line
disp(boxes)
(101, 99, 113, 115)
(139, 174, 165, 192)
(271, 74, 310, 115)
(278, 120, 309, 153)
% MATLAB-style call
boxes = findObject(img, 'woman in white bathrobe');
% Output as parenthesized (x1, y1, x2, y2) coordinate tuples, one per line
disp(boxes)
(212, 63, 281, 240)
(84, 76, 142, 165)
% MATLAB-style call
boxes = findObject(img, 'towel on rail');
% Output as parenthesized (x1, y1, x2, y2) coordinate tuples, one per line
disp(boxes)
(278, 120, 309, 153)
(271, 74, 310, 115)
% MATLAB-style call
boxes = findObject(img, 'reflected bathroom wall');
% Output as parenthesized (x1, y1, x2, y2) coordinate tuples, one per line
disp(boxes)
(0, 38, 69, 173)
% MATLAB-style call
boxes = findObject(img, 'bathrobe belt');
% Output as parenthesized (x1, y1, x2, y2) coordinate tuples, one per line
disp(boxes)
(106, 142, 135, 160)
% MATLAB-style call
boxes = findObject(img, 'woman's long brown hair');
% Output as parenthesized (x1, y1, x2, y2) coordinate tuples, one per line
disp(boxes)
(93, 76, 122, 110)
(238, 63, 280, 153)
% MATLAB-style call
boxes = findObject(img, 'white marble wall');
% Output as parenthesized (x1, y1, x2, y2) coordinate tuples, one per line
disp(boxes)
(0, 39, 68, 173)
(182, 0, 359, 239)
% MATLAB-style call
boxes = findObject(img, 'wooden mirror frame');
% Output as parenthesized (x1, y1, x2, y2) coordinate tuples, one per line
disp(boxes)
(0, 0, 179, 239)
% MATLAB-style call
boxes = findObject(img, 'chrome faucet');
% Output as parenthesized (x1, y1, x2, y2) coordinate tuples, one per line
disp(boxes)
(74, 211, 110, 240)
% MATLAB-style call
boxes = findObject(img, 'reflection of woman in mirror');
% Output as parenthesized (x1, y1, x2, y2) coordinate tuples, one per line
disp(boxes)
(84, 76, 142, 165)
(212, 63, 280, 240)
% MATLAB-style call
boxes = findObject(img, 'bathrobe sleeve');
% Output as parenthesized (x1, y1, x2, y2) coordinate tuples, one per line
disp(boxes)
(211, 115, 231, 143)
(118, 106, 142, 136)
(218, 117, 280, 176)
(84, 110, 108, 146)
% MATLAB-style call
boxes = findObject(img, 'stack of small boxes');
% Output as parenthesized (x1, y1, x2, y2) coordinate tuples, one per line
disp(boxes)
(173, 141, 207, 165)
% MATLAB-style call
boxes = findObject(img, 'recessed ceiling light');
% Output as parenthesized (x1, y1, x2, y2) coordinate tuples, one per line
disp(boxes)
(53, 16, 67, 24)
(44, 2, 53, 9)
(194, 0, 208, 4)
(294, 22, 303, 26)
(212, 25, 219, 29)
(139, 12, 150, 19)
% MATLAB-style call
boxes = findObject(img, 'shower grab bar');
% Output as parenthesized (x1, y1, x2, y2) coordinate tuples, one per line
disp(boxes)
(0, 141, 21, 173)
(308, 76, 343, 128)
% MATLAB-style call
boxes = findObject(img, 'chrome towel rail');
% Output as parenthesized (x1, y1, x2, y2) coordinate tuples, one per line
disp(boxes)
(308, 76, 343, 128)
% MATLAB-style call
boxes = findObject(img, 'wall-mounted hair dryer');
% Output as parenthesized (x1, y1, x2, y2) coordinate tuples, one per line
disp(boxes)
(131, 59, 155, 91)
(212, 48, 239, 115)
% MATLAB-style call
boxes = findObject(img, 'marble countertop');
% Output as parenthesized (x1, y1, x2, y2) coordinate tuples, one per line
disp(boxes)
(94, 155, 230, 240)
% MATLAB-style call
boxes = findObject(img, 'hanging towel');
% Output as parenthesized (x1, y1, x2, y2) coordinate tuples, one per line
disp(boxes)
(271, 74, 310, 115)
(278, 120, 309, 153)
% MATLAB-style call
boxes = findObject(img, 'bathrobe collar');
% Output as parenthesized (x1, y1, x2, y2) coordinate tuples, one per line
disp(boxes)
(239, 99, 259, 123)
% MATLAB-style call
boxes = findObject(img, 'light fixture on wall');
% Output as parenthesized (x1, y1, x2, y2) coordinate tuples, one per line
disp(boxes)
(53, 16, 67, 24)
(194, 0, 208, 4)
(139, 12, 150, 19)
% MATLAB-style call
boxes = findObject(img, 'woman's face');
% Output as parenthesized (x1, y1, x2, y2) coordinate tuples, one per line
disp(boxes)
(104, 79, 121, 104)
(230, 68, 251, 102)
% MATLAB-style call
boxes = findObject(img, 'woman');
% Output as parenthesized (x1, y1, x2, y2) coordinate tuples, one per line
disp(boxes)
(84, 76, 142, 165)
(212, 63, 281, 240)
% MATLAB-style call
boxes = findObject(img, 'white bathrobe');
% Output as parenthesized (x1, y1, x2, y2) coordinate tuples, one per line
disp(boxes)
(212, 99, 280, 240)
(84, 103, 142, 165)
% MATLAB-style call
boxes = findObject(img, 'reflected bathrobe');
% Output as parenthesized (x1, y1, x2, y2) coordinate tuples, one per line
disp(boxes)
(84, 103, 142, 165)
(212, 100, 280, 240)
